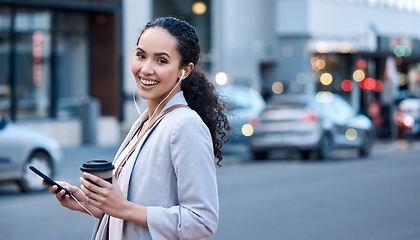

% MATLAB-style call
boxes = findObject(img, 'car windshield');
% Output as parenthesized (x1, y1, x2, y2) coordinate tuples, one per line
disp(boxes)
(219, 86, 265, 111)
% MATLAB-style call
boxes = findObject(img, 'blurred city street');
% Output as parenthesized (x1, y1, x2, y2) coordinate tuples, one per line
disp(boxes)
(2, 1, 420, 239)
(1, 139, 419, 240)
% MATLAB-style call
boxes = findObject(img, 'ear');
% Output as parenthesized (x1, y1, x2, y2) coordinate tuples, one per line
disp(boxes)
(179, 63, 195, 81)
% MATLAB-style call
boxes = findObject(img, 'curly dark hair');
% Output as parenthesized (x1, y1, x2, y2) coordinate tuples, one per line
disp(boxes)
(138, 17, 232, 166)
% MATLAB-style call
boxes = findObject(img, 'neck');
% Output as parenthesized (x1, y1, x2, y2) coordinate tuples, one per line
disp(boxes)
(146, 89, 180, 119)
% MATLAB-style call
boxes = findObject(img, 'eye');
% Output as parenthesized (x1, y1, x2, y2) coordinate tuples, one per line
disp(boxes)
(157, 58, 167, 64)
(135, 51, 145, 59)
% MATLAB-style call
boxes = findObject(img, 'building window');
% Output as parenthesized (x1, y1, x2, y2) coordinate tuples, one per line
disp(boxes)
(14, 9, 52, 120)
(54, 11, 89, 119)
(153, 0, 211, 73)
(0, 7, 11, 117)
(0, 8, 90, 120)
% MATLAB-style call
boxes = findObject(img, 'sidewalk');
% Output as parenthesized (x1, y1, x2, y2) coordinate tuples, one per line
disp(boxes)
(372, 138, 420, 155)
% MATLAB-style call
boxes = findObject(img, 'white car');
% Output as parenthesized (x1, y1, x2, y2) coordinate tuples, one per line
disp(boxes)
(0, 116, 62, 192)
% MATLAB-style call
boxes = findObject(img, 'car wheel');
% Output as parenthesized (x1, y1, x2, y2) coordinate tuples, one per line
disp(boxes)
(18, 151, 53, 192)
(253, 151, 268, 160)
(359, 133, 372, 157)
(317, 135, 333, 160)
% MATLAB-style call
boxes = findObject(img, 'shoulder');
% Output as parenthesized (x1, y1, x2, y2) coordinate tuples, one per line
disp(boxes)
(162, 107, 211, 138)
(165, 107, 203, 125)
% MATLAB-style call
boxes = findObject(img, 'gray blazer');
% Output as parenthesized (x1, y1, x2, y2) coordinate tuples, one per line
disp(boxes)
(95, 92, 219, 240)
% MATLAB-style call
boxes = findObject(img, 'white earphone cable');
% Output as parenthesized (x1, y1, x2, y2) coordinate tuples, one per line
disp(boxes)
(146, 70, 185, 129)
(70, 194, 99, 240)
(133, 90, 141, 115)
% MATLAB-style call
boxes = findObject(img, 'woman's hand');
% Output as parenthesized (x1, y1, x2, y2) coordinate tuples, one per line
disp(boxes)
(80, 172, 129, 220)
(43, 180, 103, 218)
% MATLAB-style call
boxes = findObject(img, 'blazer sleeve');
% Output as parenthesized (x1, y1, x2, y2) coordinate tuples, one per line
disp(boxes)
(146, 114, 219, 239)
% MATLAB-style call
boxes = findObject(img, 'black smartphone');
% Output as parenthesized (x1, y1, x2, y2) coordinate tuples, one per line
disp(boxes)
(29, 166, 72, 196)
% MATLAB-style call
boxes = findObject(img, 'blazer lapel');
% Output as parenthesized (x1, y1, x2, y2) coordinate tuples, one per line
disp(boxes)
(112, 111, 149, 166)
(120, 116, 166, 198)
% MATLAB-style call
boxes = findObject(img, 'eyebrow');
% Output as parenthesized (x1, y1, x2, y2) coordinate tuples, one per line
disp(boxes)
(137, 47, 171, 59)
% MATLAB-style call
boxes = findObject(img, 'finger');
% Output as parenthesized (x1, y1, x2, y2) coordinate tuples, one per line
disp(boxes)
(56, 189, 67, 201)
(82, 172, 111, 188)
(80, 177, 100, 194)
(80, 176, 108, 195)
(42, 180, 52, 187)
(80, 181, 100, 200)
(49, 184, 58, 194)
(80, 183, 103, 207)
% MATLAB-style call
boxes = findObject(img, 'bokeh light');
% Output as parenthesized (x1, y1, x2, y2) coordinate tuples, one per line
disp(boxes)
(215, 72, 228, 85)
(316, 91, 333, 103)
(272, 82, 284, 94)
(341, 79, 353, 92)
(316, 41, 330, 53)
(192, 2, 207, 15)
(374, 80, 384, 92)
(242, 124, 254, 137)
(311, 57, 326, 71)
(394, 45, 412, 57)
(353, 70, 365, 82)
(282, 45, 294, 57)
(320, 73, 333, 85)
(345, 128, 358, 141)
(290, 81, 302, 92)
(361, 77, 376, 90)
(296, 72, 309, 85)
(355, 59, 367, 70)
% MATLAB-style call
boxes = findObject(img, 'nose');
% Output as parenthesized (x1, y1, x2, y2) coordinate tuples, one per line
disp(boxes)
(141, 59, 154, 75)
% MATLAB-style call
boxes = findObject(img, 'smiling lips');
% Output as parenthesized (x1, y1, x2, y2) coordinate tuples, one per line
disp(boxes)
(140, 77, 159, 86)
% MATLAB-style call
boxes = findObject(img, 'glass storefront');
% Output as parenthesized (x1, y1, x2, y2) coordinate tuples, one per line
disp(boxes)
(0, 8, 11, 117)
(14, 9, 52, 120)
(0, 8, 89, 120)
(55, 11, 89, 119)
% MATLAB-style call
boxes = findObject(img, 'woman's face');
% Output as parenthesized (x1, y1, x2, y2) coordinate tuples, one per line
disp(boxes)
(131, 27, 183, 104)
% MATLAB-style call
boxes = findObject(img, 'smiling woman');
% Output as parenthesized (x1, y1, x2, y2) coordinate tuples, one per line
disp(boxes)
(131, 27, 187, 103)
(45, 17, 231, 240)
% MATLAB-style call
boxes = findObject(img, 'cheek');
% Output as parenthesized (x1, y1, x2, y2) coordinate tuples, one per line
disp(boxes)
(131, 58, 139, 75)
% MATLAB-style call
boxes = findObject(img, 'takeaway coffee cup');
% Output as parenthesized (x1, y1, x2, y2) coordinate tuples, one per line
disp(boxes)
(80, 160, 115, 185)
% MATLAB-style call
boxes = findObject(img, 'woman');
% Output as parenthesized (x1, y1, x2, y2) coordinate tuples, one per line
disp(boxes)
(45, 17, 231, 239)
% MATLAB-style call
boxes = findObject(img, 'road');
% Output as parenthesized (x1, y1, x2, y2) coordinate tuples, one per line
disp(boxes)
(1, 140, 419, 240)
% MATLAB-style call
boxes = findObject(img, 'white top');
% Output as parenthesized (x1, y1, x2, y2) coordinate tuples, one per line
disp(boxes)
(108, 130, 140, 240)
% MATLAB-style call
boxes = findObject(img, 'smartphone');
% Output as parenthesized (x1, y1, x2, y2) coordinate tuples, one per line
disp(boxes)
(29, 166, 72, 196)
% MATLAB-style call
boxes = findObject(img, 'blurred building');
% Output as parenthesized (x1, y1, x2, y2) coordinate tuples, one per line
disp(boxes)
(214, 0, 420, 138)
(0, 0, 123, 146)
(1, 0, 420, 146)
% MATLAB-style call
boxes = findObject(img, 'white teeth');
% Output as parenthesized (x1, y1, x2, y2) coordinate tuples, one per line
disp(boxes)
(141, 79, 158, 85)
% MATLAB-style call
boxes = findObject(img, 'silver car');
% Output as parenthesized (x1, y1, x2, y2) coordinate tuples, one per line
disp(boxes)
(249, 92, 375, 160)
(218, 85, 265, 144)
(0, 116, 62, 192)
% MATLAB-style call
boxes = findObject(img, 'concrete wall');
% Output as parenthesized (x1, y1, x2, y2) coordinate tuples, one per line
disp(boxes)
(212, 0, 277, 87)
(20, 117, 121, 147)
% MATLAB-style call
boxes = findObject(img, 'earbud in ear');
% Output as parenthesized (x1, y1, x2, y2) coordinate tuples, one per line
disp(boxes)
(179, 69, 185, 81)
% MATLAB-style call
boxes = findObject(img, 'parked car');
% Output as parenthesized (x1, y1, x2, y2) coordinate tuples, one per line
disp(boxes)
(0, 116, 62, 192)
(249, 92, 375, 160)
(393, 98, 420, 138)
(218, 85, 265, 144)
